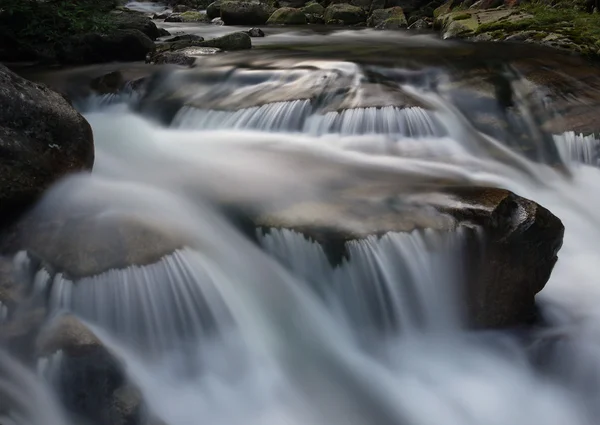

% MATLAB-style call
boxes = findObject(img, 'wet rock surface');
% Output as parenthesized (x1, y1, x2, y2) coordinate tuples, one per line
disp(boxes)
(253, 185, 564, 328)
(267, 7, 309, 24)
(0, 65, 94, 224)
(220, 0, 275, 25)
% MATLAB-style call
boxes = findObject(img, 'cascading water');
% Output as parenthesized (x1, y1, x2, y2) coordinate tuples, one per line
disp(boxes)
(4, 33, 600, 425)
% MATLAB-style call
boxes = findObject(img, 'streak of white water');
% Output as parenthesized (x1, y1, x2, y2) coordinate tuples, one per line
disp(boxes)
(554, 132, 600, 166)
(304, 106, 445, 137)
(172, 103, 445, 137)
(173, 100, 312, 132)
(12, 61, 600, 425)
(48, 108, 594, 425)
(257, 228, 468, 337)
(0, 350, 69, 425)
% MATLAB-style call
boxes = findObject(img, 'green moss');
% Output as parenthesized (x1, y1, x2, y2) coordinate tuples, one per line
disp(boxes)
(453, 13, 471, 20)
(179, 11, 209, 22)
(477, 1, 600, 48)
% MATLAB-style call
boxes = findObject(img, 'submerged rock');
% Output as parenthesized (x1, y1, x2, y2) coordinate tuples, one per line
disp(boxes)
(267, 7, 308, 24)
(0, 65, 94, 223)
(407, 17, 431, 29)
(247, 27, 266, 36)
(252, 185, 564, 328)
(220, 0, 275, 25)
(324, 3, 367, 25)
(163, 34, 205, 43)
(36, 316, 143, 425)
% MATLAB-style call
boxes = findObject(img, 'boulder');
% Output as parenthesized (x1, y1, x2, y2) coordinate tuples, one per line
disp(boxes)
(278, 0, 309, 7)
(212, 17, 226, 24)
(152, 51, 199, 66)
(253, 186, 564, 328)
(247, 27, 266, 36)
(152, 47, 222, 65)
(154, 31, 251, 55)
(407, 17, 431, 29)
(196, 31, 252, 50)
(367, 7, 407, 28)
(90, 71, 125, 94)
(153, 11, 173, 19)
(158, 27, 172, 37)
(164, 34, 205, 43)
(165, 14, 184, 21)
(111, 9, 163, 40)
(36, 316, 143, 425)
(267, 7, 309, 24)
(207, 0, 223, 19)
(0, 65, 94, 223)
(369, 0, 386, 12)
(220, 0, 275, 25)
(168, 11, 210, 21)
(301, 2, 326, 14)
(56, 30, 156, 64)
(323, 3, 366, 24)
(306, 13, 325, 23)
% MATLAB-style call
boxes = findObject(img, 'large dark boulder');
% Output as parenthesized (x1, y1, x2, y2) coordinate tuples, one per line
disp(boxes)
(111, 9, 163, 40)
(56, 30, 155, 65)
(253, 186, 564, 328)
(207, 0, 223, 19)
(220, 0, 275, 25)
(0, 65, 94, 223)
(152, 31, 250, 59)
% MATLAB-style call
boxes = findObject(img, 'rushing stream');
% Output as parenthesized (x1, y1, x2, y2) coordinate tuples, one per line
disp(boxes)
(3, 28, 600, 425)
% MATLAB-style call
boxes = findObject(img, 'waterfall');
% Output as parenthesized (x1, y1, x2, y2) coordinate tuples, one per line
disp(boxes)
(0, 350, 70, 425)
(304, 106, 445, 137)
(172, 100, 312, 132)
(257, 227, 469, 337)
(5, 37, 600, 425)
(554, 132, 600, 166)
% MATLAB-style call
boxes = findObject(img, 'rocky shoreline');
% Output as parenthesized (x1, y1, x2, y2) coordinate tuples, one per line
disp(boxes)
(2, 0, 600, 68)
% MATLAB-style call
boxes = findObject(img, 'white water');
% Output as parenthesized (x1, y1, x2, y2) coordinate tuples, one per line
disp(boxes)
(6, 54, 600, 425)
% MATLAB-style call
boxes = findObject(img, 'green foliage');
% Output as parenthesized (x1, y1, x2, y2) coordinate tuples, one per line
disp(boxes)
(0, 0, 116, 44)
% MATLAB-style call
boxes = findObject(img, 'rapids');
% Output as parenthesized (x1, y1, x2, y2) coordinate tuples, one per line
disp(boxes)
(3, 28, 600, 425)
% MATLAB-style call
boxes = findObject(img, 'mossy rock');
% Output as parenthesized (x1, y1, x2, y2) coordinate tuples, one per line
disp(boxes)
(267, 7, 308, 24)
(220, 0, 275, 25)
(301, 2, 325, 14)
(323, 3, 366, 24)
(433, 0, 454, 19)
(179, 11, 211, 21)
(367, 7, 406, 28)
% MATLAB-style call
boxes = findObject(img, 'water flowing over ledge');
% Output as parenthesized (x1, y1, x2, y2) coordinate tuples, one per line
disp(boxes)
(2, 35, 600, 425)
